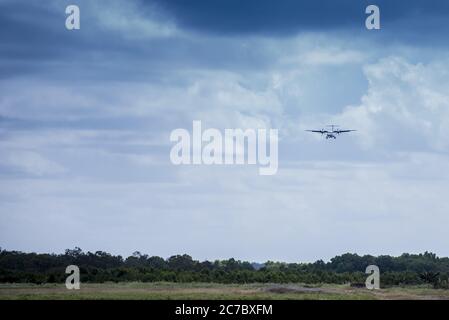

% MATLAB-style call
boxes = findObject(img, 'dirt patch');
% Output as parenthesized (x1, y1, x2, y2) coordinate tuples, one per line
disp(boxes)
(266, 285, 326, 294)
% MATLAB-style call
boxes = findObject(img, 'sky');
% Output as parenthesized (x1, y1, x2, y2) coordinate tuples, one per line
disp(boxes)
(1, 0, 449, 262)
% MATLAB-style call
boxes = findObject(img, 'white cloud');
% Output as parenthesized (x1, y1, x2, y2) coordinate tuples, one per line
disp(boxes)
(0, 150, 65, 176)
(300, 48, 365, 66)
(91, 0, 178, 39)
(336, 57, 449, 152)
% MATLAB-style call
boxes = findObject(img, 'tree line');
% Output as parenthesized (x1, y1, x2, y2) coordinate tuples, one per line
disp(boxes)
(1, 248, 448, 287)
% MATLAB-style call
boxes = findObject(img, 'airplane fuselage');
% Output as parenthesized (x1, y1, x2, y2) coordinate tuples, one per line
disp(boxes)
(305, 126, 355, 140)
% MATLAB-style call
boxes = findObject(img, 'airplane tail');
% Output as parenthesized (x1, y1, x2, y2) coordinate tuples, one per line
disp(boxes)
(326, 124, 339, 131)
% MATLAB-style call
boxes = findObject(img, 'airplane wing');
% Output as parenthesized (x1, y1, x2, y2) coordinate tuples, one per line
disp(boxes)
(334, 130, 356, 134)
(305, 130, 328, 134)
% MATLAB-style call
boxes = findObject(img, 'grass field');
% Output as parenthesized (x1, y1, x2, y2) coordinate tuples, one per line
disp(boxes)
(1, 282, 449, 300)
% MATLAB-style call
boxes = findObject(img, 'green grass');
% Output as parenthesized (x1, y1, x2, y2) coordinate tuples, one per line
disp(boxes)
(0, 282, 448, 300)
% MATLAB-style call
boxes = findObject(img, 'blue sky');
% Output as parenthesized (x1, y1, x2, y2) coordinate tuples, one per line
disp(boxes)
(1, 0, 449, 262)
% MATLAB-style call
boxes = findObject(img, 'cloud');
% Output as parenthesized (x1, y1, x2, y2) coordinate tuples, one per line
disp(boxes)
(0, 150, 65, 176)
(151, 0, 449, 43)
(91, 0, 178, 39)
(337, 57, 449, 152)
(300, 48, 365, 66)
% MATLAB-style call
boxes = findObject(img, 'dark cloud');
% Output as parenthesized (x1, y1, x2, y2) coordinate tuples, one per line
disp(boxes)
(2, 0, 449, 82)
(152, 0, 449, 39)
(0, 0, 277, 81)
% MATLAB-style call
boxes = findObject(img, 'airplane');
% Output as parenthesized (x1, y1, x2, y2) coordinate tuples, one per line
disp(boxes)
(305, 125, 356, 140)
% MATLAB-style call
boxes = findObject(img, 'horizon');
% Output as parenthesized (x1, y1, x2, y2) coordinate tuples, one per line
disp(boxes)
(0, 246, 445, 265)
